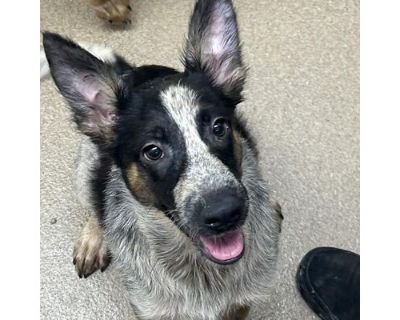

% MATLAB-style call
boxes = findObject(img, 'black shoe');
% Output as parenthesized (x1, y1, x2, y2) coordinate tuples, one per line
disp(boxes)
(296, 247, 360, 320)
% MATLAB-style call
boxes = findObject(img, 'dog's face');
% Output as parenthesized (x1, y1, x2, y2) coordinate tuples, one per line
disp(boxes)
(116, 74, 249, 264)
(44, 0, 249, 265)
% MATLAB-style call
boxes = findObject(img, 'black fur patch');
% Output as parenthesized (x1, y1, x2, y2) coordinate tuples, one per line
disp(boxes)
(115, 72, 188, 212)
(91, 152, 113, 225)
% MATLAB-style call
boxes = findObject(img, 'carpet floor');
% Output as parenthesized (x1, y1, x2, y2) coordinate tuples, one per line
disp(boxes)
(40, 0, 359, 319)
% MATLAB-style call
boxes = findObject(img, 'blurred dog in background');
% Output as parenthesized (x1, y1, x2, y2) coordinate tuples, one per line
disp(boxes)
(89, 0, 132, 24)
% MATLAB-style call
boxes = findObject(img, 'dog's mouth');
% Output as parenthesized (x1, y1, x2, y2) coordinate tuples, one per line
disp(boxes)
(198, 229, 245, 265)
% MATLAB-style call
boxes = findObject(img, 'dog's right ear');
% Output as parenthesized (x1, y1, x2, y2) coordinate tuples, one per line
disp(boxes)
(183, 0, 246, 104)
(43, 32, 119, 144)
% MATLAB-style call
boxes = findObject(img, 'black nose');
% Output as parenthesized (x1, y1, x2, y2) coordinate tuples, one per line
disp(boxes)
(199, 193, 245, 234)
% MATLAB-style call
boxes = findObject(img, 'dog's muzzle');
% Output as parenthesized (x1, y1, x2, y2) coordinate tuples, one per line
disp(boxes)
(188, 188, 248, 264)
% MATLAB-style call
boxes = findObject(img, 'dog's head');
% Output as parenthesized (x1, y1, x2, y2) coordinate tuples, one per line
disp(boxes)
(44, 0, 251, 265)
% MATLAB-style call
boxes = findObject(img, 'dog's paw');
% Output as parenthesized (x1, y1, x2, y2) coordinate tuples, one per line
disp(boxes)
(73, 217, 111, 278)
(90, 0, 132, 25)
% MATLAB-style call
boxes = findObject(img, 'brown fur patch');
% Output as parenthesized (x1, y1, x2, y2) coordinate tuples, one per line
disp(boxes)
(126, 163, 156, 204)
(221, 305, 250, 320)
(89, 0, 131, 24)
(232, 128, 243, 176)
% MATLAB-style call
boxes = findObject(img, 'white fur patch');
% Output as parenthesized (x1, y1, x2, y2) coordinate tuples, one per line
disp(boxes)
(40, 49, 50, 79)
(78, 42, 116, 63)
(160, 85, 238, 213)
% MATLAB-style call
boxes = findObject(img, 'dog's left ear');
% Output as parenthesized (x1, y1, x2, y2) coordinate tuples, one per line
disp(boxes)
(184, 0, 246, 103)
(43, 32, 120, 145)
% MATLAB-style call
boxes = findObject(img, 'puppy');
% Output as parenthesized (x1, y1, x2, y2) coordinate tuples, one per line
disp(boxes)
(89, 0, 131, 24)
(42, 0, 282, 319)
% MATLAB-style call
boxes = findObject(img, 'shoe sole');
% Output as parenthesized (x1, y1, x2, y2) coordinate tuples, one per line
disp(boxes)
(296, 247, 343, 320)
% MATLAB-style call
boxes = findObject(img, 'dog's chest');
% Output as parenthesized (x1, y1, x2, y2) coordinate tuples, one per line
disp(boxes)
(114, 253, 251, 320)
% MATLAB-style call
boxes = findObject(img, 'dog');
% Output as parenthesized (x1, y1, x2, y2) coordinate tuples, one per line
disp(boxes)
(89, 0, 132, 24)
(42, 0, 282, 319)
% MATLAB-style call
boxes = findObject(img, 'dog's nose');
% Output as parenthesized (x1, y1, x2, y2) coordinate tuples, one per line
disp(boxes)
(200, 193, 244, 234)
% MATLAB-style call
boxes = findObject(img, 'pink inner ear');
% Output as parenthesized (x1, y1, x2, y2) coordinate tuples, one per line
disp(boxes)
(87, 89, 100, 104)
(209, 3, 235, 55)
(208, 4, 231, 58)
(79, 75, 102, 104)
(74, 74, 117, 126)
(203, 2, 239, 87)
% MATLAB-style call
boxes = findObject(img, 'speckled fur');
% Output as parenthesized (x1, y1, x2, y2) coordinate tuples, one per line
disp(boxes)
(44, 0, 283, 318)
(160, 85, 243, 227)
(74, 126, 281, 319)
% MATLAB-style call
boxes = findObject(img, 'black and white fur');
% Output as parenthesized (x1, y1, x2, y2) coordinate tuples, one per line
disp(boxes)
(42, 0, 282, 319)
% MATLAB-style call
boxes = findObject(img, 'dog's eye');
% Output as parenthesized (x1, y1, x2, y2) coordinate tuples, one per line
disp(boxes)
(143, 145, 163, 161)
(212, 118, 228, 138)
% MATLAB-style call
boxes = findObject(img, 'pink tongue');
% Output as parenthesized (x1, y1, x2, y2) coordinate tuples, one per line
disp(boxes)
(200, 230, 244, 261)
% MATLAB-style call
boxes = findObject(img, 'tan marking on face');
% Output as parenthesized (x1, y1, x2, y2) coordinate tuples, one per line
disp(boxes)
(232, 128, 243, 176)
(126, 162, 156, 204)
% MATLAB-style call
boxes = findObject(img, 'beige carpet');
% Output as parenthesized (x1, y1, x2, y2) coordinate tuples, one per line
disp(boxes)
(40, 0, 359, 319)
